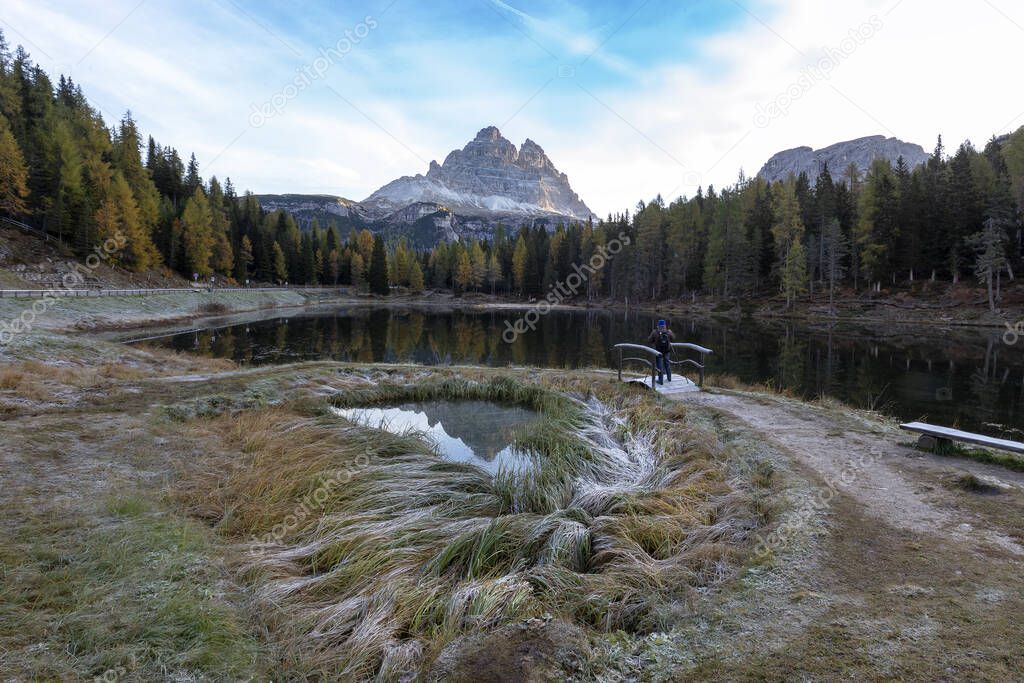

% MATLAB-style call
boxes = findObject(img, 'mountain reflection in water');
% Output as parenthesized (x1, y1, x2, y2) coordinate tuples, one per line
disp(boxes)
(332, 399, 539, 473)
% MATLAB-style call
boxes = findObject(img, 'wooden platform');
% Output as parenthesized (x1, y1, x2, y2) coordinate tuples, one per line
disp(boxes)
(626, 375, 701, 395)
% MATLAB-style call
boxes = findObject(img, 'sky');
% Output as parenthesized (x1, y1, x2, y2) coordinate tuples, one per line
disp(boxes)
(3, 0, 1024, 216)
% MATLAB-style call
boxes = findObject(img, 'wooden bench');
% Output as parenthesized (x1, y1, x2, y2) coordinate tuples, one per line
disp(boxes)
(899, 421, 1024, 455)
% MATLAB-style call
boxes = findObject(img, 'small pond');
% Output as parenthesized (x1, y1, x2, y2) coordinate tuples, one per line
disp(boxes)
(331, 399, 539, 473)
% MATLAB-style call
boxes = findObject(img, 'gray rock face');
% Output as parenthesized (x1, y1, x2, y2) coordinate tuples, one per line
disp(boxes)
(254, 194, 359, 231)
(256, 194, 355, 217)
(757, 135, 930, 184)
(359, 126, 596, 230)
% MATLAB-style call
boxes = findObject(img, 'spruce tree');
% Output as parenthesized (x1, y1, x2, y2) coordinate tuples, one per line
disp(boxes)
(822, 218, 848, 313)
(966, 218, 1009, 311)
(368, 234, 389, 295)
(781, 241, 808, 309)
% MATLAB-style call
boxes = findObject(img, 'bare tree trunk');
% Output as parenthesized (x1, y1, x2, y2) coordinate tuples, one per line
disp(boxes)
(987, 271, 995, 312)
(819, 236, 825, 287)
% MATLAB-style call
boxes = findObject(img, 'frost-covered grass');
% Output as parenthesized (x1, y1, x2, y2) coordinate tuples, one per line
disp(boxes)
(0, 491, 267, 680)
(175, 374, 772, 680)
(0, 333, 236, 413)
(0, 289, 315, 333)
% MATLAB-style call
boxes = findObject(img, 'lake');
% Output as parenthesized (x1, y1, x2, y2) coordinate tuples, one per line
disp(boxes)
(142, 304, 1024, 438)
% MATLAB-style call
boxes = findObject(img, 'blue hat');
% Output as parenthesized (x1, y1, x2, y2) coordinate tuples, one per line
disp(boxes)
(657, 319, 666, 326)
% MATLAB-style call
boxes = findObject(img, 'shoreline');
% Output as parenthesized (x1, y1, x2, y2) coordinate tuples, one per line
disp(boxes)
(0, 285, 1018, 339)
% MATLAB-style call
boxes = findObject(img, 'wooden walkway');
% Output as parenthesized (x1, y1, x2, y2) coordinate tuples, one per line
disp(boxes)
(626, 375, 701, 395)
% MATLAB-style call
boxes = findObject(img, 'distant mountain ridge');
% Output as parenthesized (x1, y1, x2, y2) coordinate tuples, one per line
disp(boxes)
(757, 135, 930, 184)
(258, 127, 596, 246)
(263, 133, 933, 245)
(254, 194, 357, 231)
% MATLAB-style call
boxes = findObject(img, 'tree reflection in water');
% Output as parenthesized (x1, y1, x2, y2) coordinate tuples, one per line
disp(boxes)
(150, 306, 1024, 436)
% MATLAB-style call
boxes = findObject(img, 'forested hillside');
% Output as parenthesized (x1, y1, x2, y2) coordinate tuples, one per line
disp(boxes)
(424, 133, 1023, 312)
(1, 30, 1021, 309)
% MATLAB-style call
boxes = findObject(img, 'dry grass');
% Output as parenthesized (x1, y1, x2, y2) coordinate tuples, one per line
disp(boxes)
(0, 348, 234, 408)
(173, 374, 772, 679)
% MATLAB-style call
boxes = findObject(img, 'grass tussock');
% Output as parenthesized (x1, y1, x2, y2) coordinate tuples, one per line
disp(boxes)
(945, 471, 1003, 494)
(919, 439, 1024, 473)
(175, 374, 771, 679)
(706, 373, 797, 397)
(197, 301, 231, 315)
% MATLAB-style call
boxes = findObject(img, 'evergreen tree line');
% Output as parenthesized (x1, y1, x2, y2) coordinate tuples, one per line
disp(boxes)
(0, 33, 411, 291)
(423, 129, 1024, 312)
(1, 32, 1021, 309)
(605, 132, 1023, 311)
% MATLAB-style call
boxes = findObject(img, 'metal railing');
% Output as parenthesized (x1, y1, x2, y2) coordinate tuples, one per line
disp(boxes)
(0, 215, 69, 249)
(667, 342, 714, 387)
(613, 341, 715, 388)
(613, 343, 661, 387)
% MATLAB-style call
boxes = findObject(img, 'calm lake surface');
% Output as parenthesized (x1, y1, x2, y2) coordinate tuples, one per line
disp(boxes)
(145, 304, 1024, 437)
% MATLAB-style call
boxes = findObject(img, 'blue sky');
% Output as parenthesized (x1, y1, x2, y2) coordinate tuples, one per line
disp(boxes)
(4, 0, 1024, 214)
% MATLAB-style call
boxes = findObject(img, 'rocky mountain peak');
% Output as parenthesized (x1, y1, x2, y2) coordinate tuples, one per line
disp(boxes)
(361, 126, 595, 234)
(475, 125, 502, 141)
(518, 138, 550, 170)
(758, 135, 929, 185)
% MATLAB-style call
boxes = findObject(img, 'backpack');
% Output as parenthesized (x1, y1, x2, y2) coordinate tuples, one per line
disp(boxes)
(655, 330, 671, 353)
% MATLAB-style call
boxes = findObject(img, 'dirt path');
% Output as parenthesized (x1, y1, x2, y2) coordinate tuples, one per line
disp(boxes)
(653, 388, 1024, 680)
(677, 390, 1024, 557)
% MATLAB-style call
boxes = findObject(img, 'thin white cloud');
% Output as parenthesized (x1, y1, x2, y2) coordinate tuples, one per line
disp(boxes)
(4, 0, 1022, 216)
(485, 0, 635, 75)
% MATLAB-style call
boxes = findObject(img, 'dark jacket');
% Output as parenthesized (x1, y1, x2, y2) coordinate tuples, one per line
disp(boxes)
(647, 328, 674, 355)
